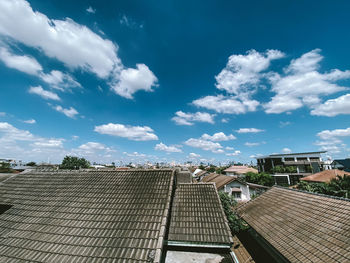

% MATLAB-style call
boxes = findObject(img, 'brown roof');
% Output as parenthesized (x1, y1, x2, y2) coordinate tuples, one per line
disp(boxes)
(168, 183, 233, 245)
(231, 187, 242, 192)
(232, 236, 255, 263)
(300, 169, 350, 183)
(224, 166, 258, 175)
(0, 169, 174, 262)
(202, 174, 238, 189)
(236, 186, 350, 263)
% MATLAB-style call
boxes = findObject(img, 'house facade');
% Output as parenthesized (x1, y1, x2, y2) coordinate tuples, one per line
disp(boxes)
(202, 174, 268, 202)
(331, 158, 350, 172)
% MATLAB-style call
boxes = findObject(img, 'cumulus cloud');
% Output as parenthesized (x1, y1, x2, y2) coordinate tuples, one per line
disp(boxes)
(188, 152, 201, 158)
(23, 119, 36, 124)
(53, 105, 79, 118)
(0, 121, 67, 162)
(184, 138, 224, 153)
(94, 123, 158, 141)
(226, 151, 241, 156)
(0, 45, 80, 90)
(317, 127, 350, 140)
(172, 111, 215, 125)
(282, 148, 292, 154)
(310, 94, 350, 117)
(216, 49, 284, 95)
(264, 49, 350, 114)
(29, 86, 61, 101)
(193, 95, 259, 114)
(201, 132, 236, 141)
(0, 0, 156, 98)
(155, 142, 182, 153)
(0, 45, 42, 75)
(110, 64, 158, 99)
(236, 128, 265, 133)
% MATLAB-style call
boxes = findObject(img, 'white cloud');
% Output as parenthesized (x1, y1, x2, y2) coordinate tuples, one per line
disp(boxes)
(201, 132, 236, 141)
(32, 139, 64, 148)
(310, 94, 350, 117)
(0, 0, 156, 98)
(216, 49, 284, 95)
(184, 138, 224, 153)
(236, 128, 265, 133)
(226, 151, 241, 156)
(245, 142, 260, 147)
(110, 64, 158, 99)
(23, 119, 36, 124)
(225, 146, 234, 150)
(71, 135, 79, 140)
(29, 86, 61, 101)
(172, 111, 215, 125)
(155, 142, 182, 153)
(282, 148, 292, 153)
(39, 70, 81, 90)
(317, 127, 350, 140)
(0, 45, 42, 75)
(0, 45, 80, 90)
(86, 6, 96, 14)
(123, 151, 146, 158)
(265, 49, 350, 114)
(188, 152, 200, 158)
(221, 118, 229, 123)
(94, 123, 158, 141)
(53, 105, 79, 118)
(79, 142, 106, 151)
(193, 95, 259, 114)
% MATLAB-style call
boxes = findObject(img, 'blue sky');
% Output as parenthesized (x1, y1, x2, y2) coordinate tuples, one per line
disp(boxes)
(1, 0, 350, 164)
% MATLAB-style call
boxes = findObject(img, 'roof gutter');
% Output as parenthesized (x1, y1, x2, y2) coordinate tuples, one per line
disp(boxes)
(165, 240, 232, 249)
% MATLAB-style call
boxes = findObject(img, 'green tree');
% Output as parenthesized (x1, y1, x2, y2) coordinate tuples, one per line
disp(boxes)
(244, 172, 274, 186)
(26, 161, 36, 166)
(198, 164, 205, 170)
(60, 156, 90, 170)
(297, 175, 350, 198)
(207, 165, 216, 173)
(0, 162, 12, 173)
(219, 192, 248, 235)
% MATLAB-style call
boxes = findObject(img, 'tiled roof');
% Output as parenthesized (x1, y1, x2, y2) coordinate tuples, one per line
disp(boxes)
(231, 236, 255, 263)
(300, 169, 350, 183)
(202, 174, 238, 190)
(168, 183, 233, 245)
(236, 186, 350, 263)
(0, 169, 174, 263)
(224, 166, 258, 174)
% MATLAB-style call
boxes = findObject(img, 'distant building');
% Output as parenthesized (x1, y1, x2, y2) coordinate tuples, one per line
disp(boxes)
(300, 169, 350, 183)
(202, 173, 269, 201)
(224, 166, 258, 176)
(256, 151, 326, 185)
(236, 186, 350, 263)
(331, 158, 350, 172)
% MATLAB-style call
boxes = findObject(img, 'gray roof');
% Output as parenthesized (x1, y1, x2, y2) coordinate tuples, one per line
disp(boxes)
(168, 183, 233, 246)
(0, 169, 174, 262)
(236, 186, 350, 263)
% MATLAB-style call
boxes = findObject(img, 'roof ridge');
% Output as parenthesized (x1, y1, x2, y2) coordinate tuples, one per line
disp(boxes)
(273, 185, 350, 202)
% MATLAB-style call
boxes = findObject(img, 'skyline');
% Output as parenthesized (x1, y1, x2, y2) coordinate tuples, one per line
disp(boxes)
(1, 0, 350, 164)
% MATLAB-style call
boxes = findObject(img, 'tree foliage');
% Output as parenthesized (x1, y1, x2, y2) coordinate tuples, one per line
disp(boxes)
(0, 162, 12, 173)
(272, 165, 297, 174)
(219, 192, 249, 235)
(26, 162, 36, 166)
(244, 172, 274, 186)
(60, 156, 90, 170)
(297, 175, 350, 198)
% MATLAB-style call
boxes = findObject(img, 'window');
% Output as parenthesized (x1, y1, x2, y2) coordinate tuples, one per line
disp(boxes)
(232, 192, 241, 199)
(0, 204, 12, 215)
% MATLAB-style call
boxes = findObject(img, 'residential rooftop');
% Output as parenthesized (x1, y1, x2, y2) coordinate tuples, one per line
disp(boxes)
(0, 169, 233, 262)
(236, 186, 350, 263)
(300, 169, 350, 183)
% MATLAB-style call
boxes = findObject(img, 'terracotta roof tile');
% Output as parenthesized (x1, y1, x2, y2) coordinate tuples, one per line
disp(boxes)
(236, 186, 350, 263)
(300, 169, 350, 183)
(202, 174, 238, 189)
